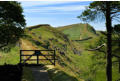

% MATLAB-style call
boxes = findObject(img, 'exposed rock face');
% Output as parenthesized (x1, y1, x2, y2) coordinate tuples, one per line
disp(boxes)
(52, 45, 66, 56)
(73, 48, 81, 55)
(32, 40, 42, 46)
(38, 36, 42, 39)
(48, 38, 58, 42)
(32, 33, 36, 36)
(41, 40, 50, 49)
(62, 44, 67, 51)
(59, 51, 65, 56)
(63, 35, 69, 42)
(48, 38, 54, 41)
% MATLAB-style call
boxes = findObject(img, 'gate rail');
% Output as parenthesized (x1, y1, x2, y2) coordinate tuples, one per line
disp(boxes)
(20, 50, 56, 66)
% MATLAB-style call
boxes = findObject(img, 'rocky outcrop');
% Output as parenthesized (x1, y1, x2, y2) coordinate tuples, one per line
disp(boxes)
(48, 38, 58, 42)
(59, 51, 65, 56)
(38, 36, 42, 39)
(52, 45, 66, 56)
(32, 33, 36, 36)
(32, 40, 42, 46)
(73, 48, 81, 55)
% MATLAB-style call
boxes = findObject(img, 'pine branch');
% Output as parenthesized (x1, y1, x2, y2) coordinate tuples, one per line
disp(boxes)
(86, 43, 106, 51)
(113, 54, 120, 58)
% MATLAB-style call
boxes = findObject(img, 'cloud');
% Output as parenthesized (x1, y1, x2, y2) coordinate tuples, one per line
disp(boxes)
(24, 5, 88, 14)
(21, 1, 89, 14)
(20, 1, 74, 7)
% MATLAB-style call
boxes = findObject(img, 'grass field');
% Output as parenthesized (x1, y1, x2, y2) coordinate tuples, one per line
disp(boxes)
(57, 23, 96, 40)
(0, 46, 19, 65)
(0, 46, 34, 81)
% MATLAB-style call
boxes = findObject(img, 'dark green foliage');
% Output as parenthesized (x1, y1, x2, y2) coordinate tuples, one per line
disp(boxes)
(78, 1, 120, 22)
(114, 24, 120, 31)
(0, 1, 25, 26)
(113, 24, 120, 37)
(0, 25, 24, 46)
(112, 24, 120, 55)
(0, 1, 25, 49)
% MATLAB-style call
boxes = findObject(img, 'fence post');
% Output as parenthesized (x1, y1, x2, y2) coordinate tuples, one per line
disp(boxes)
(20, 50, 22, 64)
(37, 54, 39, 64)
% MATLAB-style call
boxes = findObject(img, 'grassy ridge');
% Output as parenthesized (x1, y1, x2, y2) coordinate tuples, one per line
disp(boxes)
(57, 23, 96, 40)
(24, 24, 97, 81)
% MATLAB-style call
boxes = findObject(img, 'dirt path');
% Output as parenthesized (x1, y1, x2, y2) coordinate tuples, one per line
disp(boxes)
(20, 39, 52, 81)
(20, 39, 37, 50)
(30, 66, 51, 81)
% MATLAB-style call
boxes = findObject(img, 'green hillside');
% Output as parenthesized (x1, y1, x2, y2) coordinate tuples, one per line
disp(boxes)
(57, 23, 97, 40)
(24, 24, 120, 81)
(23, 24, 95, 81)
(1, 24, 119, 81)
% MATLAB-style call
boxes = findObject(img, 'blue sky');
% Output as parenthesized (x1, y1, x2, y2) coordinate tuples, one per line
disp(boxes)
(20, 1, 119, 31)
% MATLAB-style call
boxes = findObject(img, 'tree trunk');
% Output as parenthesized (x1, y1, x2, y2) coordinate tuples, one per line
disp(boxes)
(106, 2, 112, 81)
(118, 58, 120, 73)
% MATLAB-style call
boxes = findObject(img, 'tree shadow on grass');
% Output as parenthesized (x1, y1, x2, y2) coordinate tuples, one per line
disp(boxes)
(0, 64, 23, 81)
(48, 68, 78, 81)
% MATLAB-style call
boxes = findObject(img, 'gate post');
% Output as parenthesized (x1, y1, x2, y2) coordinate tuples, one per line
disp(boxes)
(20, 50, 22, 64)
(37, 54, 39, 64)
(54, 50, 56, 66)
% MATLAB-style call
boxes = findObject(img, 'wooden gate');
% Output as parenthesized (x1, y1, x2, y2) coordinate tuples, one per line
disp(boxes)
(20, 50, 56, 66)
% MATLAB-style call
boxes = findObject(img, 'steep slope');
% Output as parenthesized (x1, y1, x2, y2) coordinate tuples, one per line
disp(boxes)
(24, 24, 85, 81)
(22, 24, 120, 81)
(57, 23, 97, 40)
(24, 24, 115, 81)
(23, 24, 120, 81)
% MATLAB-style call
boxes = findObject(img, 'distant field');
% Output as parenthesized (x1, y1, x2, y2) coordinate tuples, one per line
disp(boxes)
(57, 23, 97, 40)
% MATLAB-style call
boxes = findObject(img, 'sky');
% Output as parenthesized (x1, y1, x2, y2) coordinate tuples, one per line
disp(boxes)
(20, 1, 119, 31)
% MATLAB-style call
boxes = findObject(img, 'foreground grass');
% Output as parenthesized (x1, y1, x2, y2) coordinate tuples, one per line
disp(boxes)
(0, 46, 19, 65)
(0, 46, 34, 81)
